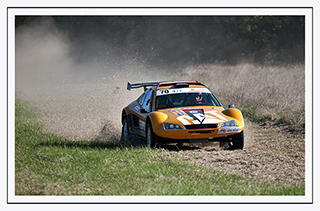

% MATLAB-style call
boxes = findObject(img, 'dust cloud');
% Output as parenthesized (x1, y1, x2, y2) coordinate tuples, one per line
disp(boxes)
(15, 17, 170, 142)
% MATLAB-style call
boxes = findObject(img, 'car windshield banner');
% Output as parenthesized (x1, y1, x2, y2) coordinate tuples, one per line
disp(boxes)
(156, 88, 211, 96)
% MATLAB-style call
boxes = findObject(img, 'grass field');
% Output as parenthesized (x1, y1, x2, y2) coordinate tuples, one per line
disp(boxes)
(15, 100, 304, 196)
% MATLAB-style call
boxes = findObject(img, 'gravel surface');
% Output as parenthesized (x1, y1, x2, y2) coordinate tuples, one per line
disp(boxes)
(163, 121, 305, 185)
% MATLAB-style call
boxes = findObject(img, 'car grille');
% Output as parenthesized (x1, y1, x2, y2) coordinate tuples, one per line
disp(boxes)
(188, 130, 215, 134)
(185, 124, 218, 130)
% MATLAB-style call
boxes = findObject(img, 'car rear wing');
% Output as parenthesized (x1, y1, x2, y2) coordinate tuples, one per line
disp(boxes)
(127, 82, 160, 91)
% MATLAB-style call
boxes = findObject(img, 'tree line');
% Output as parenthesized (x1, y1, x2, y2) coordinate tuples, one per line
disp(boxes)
(16, 16, 305, 67)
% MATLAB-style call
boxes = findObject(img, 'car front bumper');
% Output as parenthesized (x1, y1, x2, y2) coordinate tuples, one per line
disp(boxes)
(153, 126, 244, 140)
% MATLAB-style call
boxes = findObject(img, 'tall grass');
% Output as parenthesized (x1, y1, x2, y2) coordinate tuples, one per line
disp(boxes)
(173, 64, 305, 125)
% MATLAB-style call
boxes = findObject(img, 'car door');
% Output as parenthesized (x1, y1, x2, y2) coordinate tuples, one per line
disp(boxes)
(129, 88, 153, 137)
(138, 88, 153, 137)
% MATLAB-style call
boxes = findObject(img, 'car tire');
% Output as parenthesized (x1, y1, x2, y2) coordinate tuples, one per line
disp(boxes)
(120, 118, 131, 145)
(229, 130, 244, 150)
(146, 121, 157, 148)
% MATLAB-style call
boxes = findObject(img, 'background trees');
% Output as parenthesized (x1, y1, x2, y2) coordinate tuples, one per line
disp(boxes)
(15, 16, 305, 67)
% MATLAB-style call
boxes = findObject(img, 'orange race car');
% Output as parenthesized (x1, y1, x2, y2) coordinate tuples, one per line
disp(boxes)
(121, 81, 244, 149)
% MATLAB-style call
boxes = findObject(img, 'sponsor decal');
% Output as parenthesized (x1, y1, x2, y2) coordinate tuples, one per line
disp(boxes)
(205, 110, 228, 121)
(139, 119, 146, 131)
(183, 109, 205, 124)
(134, 106, 140, 111)
(177, 110, 225, 125)
(218, 127, 241, 134)
(171, 110, 185, 116)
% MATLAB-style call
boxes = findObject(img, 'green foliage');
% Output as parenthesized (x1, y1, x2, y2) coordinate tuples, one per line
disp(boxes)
(15, 100, 305, 196)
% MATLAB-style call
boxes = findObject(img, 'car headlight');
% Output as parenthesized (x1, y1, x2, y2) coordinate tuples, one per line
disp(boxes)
(220, 120, 237, 127)
(163, 123, 184, 130)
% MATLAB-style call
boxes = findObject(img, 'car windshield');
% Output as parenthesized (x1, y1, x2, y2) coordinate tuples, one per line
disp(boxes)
(155, 88, 221, 109)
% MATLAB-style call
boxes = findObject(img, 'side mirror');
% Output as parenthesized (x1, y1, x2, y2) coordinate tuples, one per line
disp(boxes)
(140, 108, 148, 113)
(228, 104, 235, 108)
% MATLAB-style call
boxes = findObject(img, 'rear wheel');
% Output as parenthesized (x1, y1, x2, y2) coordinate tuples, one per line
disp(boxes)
(229, 130, 244, 150)
(120, 118, 130, 145)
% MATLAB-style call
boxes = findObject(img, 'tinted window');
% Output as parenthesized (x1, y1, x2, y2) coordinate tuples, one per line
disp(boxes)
(138, 92, 146, 105)
(142, 89, 153, 111)
(155, 92, 221, 109)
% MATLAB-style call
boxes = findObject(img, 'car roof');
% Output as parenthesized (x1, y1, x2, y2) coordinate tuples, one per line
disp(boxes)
(155, 81, 207, 90)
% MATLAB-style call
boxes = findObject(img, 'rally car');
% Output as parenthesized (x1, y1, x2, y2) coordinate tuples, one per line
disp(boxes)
(121, 81, 244, 149)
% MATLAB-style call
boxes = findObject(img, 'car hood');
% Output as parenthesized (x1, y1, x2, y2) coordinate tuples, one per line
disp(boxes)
(156, 106, 233, 126)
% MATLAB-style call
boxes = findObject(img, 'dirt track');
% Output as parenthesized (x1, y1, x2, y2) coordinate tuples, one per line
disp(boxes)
(161, 120, 305, 185)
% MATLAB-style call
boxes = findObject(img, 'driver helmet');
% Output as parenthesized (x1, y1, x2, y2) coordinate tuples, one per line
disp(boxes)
(196, 92, 203, 102)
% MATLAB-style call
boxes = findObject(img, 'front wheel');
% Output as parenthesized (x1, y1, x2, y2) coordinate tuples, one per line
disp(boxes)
(229, 130, 244, 150)
(146, 122, 159, 148)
